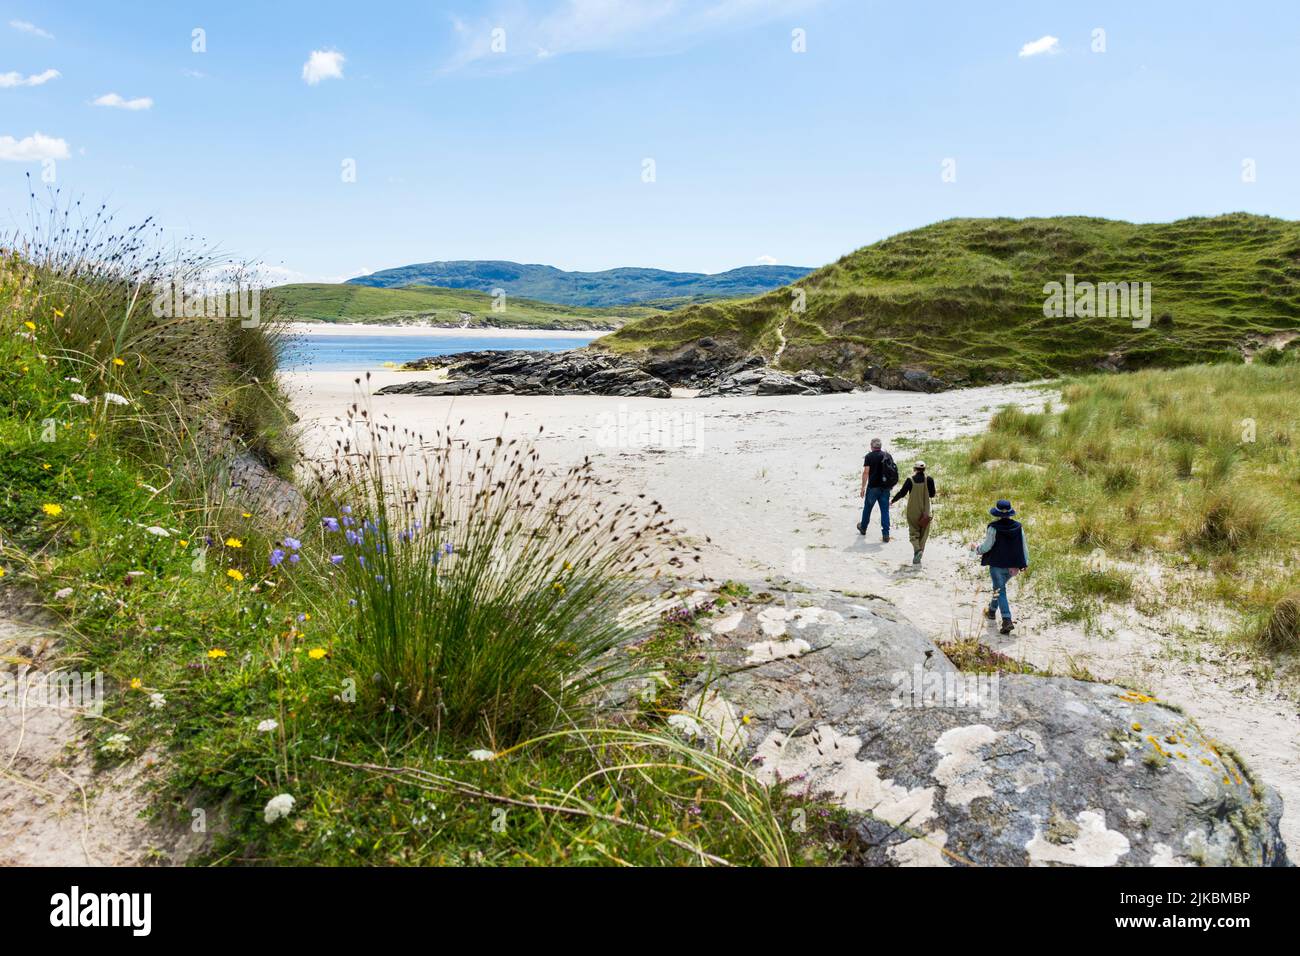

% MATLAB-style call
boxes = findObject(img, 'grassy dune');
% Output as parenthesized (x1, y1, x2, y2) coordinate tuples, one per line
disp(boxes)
(1, 213, 829, 866)
(923, 358, 1300, 656)
(269, 282, 660, 330)
(601, 214, 1300, 385)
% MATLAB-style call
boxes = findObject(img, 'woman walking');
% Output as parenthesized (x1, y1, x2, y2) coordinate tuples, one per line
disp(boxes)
(891, 461, 935, 564)
(971, 498, 1030, 634)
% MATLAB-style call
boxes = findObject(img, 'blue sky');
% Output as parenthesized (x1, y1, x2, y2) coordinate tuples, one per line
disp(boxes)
(1, 0, 1297, 283)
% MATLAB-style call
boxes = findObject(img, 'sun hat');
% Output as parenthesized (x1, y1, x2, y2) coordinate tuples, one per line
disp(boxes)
(989, 499, 1016, 518)
(914, 461, 926, 470)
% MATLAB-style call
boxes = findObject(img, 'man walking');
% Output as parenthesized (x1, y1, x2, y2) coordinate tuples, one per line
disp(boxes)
(891, 461, 935, 564)
(971, 498, 1030, 634)
(857, 438, 898, 542)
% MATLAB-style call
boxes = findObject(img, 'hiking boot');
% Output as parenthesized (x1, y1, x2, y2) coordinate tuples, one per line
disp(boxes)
(984, 607, 997, 621)
(912, 550, 922, 565)
(856, 523, 866, 535)
(1000, 619, 1015, 635)
(882, 535, 891, 543)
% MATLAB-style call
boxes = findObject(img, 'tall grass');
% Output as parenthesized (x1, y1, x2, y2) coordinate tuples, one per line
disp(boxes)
(926, 362, 1300, 649)
(304, 397, 696, 741)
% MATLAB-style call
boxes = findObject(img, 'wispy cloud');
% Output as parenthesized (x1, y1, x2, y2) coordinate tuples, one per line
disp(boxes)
(0, 68, 60, 87)
(94, 92, 153, 110)
(443, 0, 824, 72)
(0, 131, 70, 161)
(1018, 35, 1060, 58)
(755, 254, 777, 265)
(9, 19, 53, 40)
(302, 49, 345, 85)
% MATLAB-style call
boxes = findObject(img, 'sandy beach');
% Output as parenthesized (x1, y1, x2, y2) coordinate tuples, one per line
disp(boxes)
(283, 322, 599, 339)
(284, 367, 1300, 851)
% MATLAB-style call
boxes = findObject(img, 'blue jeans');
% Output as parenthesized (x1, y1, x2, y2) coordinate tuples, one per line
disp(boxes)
(989, 566, 1013, 621)
(860, 487, 891, 537)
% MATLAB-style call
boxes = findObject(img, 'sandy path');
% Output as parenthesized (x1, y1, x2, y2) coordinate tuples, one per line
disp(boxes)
(286, 369, 1300, 855)
(0, 597, 192, 865)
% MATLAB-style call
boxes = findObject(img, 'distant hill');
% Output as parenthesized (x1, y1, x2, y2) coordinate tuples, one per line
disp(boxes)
(345, 261, 813, 307)
(268, 283, 661, 330)
(599, 214, 1300, 387)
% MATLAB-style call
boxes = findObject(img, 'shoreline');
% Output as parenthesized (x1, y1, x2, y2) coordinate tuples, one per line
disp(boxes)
(281, 322, 603, 339)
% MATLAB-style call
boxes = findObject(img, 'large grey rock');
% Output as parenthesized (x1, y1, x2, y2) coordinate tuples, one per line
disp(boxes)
(381, 350, 670, 398)
(225, 452, 307, 531)
(662, 584, 1288, 867)
(698, 367, 857, 397)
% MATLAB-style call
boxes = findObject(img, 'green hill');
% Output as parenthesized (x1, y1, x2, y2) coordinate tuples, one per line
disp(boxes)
(345, 260, 813, 307)
(268, 282, 661, 330)
(599, 214, 1300, 387)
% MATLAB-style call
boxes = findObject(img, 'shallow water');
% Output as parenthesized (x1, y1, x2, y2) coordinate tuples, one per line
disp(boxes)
(281, 330, 598, 371)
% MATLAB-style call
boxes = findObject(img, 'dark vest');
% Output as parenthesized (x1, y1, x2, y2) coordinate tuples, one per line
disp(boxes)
(981, 518, 1027, 568)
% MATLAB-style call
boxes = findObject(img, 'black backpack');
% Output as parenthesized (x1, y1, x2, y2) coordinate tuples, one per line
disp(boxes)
(881, 452, 899, 488)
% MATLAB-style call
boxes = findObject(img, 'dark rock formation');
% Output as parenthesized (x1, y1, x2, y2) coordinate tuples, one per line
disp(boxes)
(379, 350, 671, 398)
(698, 366, 858, 397)
(623, 583, 1289, 867)
(864, 366, 948, 393)
(641, 338, 749, 387)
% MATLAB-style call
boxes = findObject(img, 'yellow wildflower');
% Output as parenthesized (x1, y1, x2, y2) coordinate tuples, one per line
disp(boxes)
(53, 308, 64, 318)
(307, 647, 327, 660)
(225, 537, 242, 548)
(207, 648, 227, 659)
(130, 678, 142, 690)
(42, 503, 63, 517)
(113, 357, 125, 366)
(24, 320, 36, 331)
(226, 568, 244, 582)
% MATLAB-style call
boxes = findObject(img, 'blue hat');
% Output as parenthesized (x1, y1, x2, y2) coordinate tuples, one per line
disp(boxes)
(989, 499, 1016, 518)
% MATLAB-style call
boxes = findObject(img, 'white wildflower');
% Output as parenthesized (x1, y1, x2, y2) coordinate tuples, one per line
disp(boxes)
(467, 749, 496, 761)
(256, 719, 279, 733)
(263, 793, 296, 823)
(102, 392, 130, 406)
(667, 714, 704, 738)
(70, 393, 89, 404)
(99, 733, 131, 756)
(54, 587, 74, 600)
(144, 526, 169, 537)
(149, 693, 166, 710)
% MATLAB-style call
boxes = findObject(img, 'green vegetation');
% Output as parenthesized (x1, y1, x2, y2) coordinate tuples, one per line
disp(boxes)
(346, 260, 812, 308)
(0, 203, 835, 866)
(269, 282, 660, 329)
(920, 360, 1300, 653)
(601, 214, 1300, 386)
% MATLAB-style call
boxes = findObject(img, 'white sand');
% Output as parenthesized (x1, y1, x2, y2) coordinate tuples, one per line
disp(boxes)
(284, 368, 1300, 853)
(283, 322, 598, 339)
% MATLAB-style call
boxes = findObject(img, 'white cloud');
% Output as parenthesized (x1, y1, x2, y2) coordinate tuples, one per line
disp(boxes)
(0, 68, 60, 87)
(755, 254, 778, 265)
(93, 92, 153, 110)
(302, 49, 345, 85)
(0, 131, 70, 161)
(1018, 35, 1060, 58)
(9, 19, 53, 40)
(444, 0, 824, 72)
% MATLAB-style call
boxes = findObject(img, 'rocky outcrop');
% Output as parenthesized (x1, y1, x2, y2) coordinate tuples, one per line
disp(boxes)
(382, 350, 671, 398)
(864, 366, 948, 393)
(650, 583, 1289, 867)
(699, 362, 857, 397)
(641, 338, 749, 387)
(226, 452, 308, 531)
